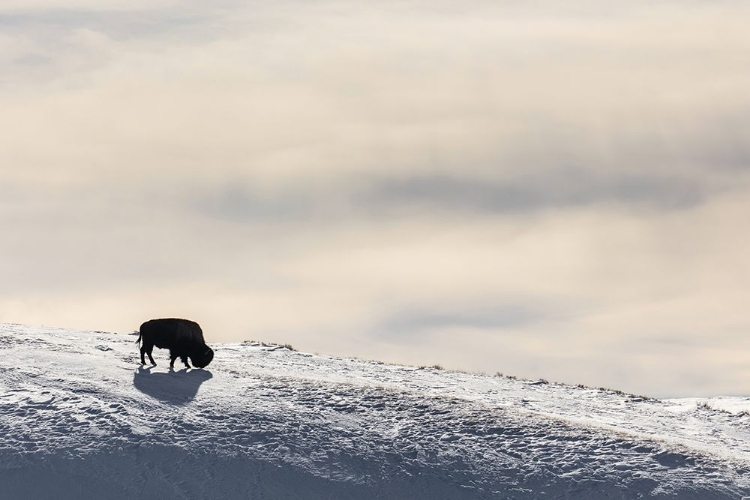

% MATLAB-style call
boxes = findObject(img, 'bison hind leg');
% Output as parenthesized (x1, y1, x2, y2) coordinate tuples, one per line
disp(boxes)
(140, 344, 157, 365)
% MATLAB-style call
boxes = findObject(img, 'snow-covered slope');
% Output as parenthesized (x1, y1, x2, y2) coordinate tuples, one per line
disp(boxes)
(1, 324, 749, 500)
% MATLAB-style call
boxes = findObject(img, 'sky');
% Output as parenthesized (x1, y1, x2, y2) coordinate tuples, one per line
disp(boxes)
(1, 0, 749, 397)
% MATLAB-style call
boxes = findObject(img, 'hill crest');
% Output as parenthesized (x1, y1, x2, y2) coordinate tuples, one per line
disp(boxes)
(1, 323, 749, 499)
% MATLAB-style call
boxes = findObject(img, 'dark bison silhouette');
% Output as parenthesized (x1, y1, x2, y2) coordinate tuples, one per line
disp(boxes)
(137, 318, 214, 369)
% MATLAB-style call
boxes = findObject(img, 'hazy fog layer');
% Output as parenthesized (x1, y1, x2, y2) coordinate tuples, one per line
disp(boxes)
(2, 0, 749, 397)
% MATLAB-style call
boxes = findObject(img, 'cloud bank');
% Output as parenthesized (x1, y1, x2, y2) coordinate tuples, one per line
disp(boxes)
(1, 0, 749, 397)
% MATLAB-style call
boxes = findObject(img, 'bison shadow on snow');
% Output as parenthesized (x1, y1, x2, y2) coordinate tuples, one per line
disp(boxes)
(133, 366, 213, 405)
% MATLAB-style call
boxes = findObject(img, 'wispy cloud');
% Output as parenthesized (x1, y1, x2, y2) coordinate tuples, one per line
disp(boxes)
(363, 170, 707, 215)
(375, 303, 551, 338)
(0, 0, 178, 12)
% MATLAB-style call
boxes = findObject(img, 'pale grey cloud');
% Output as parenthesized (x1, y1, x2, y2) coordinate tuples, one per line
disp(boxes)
(375, 304, 550, 339)
(195, 185, 315, 224)
(192, 167, 709, 227)
(0, 0, 178, 10)
(362, 170, 706, 215)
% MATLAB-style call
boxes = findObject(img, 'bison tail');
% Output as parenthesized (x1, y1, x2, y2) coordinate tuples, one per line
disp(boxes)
(135, 331, 142, 345)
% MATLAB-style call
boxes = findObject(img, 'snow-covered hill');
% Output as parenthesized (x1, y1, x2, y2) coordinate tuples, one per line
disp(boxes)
(1, 323, 749, 499)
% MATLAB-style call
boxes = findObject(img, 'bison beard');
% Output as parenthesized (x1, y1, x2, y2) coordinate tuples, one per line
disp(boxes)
(137, 318, 214, 369)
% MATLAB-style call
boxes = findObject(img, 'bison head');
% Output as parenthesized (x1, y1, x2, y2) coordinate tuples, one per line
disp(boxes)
(191, 346, 214, 369)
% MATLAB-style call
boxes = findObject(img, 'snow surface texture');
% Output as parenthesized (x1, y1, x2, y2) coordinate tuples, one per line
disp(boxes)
(0, 324, 749, 500)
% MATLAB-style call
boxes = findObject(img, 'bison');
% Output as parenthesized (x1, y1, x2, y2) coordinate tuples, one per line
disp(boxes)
(137, 318, 214, 369)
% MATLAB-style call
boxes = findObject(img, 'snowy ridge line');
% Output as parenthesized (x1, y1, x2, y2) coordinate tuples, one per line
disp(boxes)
(312, 371, 750, 470)
(217, 339, 750, 461)
(1, 323, 750, 499)
(525, 407, 750, 466)
(306, 352, 750, 450)
(250, 362, 749, 467)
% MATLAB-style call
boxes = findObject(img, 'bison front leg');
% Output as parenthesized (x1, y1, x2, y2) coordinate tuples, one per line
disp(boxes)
(169, 350, 178, 368)
(169, 351, 191, 369)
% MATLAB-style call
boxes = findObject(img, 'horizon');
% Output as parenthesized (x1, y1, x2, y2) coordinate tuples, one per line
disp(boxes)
(4, 319, 747, 400)
(1, 0, 749, 398)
